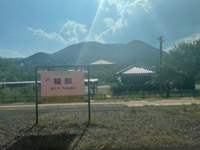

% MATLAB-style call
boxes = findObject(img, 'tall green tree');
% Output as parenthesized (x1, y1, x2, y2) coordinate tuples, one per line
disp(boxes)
(163, 40, 200, 90)
(0, 58, 21, 82)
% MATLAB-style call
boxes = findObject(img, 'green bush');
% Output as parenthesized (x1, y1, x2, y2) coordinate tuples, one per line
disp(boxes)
(111, 82, 159, 94)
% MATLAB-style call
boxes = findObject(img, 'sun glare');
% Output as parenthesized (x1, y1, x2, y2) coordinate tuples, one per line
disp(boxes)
(75, 0, 105, 64)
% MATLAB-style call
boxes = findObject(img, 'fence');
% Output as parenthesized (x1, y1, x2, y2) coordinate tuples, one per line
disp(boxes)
(92, 90, 200, 100)
(1, 90, 200, 104)
(0, 96, 36, 104)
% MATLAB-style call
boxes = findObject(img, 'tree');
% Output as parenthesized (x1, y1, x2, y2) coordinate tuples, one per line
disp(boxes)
(163, 40, 200, 90)
(0, 58, 21, 82)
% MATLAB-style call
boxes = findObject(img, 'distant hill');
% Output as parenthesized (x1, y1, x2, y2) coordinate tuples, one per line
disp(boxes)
(18, 40, 160, 69)
(22, 52, 59, 66)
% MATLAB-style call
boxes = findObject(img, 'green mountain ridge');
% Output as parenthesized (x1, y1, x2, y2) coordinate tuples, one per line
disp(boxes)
(19, 40, 160, 68)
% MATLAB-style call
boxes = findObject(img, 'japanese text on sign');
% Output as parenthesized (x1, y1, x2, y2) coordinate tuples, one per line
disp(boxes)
(41, 71, 84, 97)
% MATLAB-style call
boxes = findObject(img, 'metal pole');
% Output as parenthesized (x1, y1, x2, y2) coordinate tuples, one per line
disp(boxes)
(35, 67, 38, 124)
(158, 36, 163, 98)
(87, 65, 91, 123)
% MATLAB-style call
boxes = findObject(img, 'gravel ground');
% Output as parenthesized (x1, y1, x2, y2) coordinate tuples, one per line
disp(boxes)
(1, 104, 200, 150)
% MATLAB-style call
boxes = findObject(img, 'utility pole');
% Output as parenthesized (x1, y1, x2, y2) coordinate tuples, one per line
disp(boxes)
(158, 36, 163, 98)
(20, 63, 24, 81)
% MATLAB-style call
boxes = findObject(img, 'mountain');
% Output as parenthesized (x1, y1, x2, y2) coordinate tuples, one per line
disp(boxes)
(22, 52, 59, 66)
(52, 41, 125, 65)
(19, 40, 160, 69)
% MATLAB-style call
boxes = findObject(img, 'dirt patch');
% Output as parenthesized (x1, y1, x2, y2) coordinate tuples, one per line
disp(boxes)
(6, 133, 77, 150)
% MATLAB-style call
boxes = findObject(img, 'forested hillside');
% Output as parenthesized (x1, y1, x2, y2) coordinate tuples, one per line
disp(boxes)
(1, 39, 200, 90)
(18, 40, 160, 68)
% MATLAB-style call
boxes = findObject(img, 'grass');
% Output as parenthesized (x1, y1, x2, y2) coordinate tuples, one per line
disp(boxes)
(38, 114, 82, 128)
(75, 106, 199, 149)
(133, 134, 192, 148)
(39, 114, 58, 127)
(56, 116, 80, 127)
(164, 107, 179, 116)
(89, 117, 98, 126)
(2, 104, 200, 150)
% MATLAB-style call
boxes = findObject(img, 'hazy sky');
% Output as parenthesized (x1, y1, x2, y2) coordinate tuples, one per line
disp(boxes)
(0, 0, 200, 58)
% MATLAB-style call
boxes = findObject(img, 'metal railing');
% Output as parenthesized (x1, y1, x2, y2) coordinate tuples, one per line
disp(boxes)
(1, 90, 200, 104)
(0, 96, 36, 104)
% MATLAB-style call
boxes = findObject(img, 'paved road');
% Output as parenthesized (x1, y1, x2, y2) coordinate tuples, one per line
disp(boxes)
(0, 102, 124, 113)
(0, 98, 200, 113)
(125, 99, 200, 107)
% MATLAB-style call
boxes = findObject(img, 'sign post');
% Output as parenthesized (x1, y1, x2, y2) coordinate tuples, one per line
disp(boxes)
(35, 65, 91, 124)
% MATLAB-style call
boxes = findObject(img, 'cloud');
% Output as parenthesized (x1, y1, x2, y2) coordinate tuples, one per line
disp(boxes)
(99, 0, 151, 16)
(0, 49, 24, 58)
(104, 17, 127, 33)
(165, 33, 200, 51)
(67, 37, 79, 45)
(27, 20, 88, 46)
(108, 0, 134, 17)
(60, 20, 87, 36)
(93, 0, 152, 43)
(94, 29, 110, 43)
(177, 33, 200, 44)
(133, 0, 152, 13)
(27, 27, 67, 44)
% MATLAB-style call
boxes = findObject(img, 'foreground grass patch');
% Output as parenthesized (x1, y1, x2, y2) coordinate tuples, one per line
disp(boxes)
(3, 105, 200, 150)
(134, 134, 192, 148)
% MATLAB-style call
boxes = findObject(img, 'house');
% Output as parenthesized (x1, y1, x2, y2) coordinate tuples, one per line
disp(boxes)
(116, 65, 155, 85)
(89, 60, 114, 70)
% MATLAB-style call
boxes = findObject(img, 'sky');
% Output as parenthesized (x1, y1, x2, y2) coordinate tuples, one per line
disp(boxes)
(0, 0, 200, 58)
